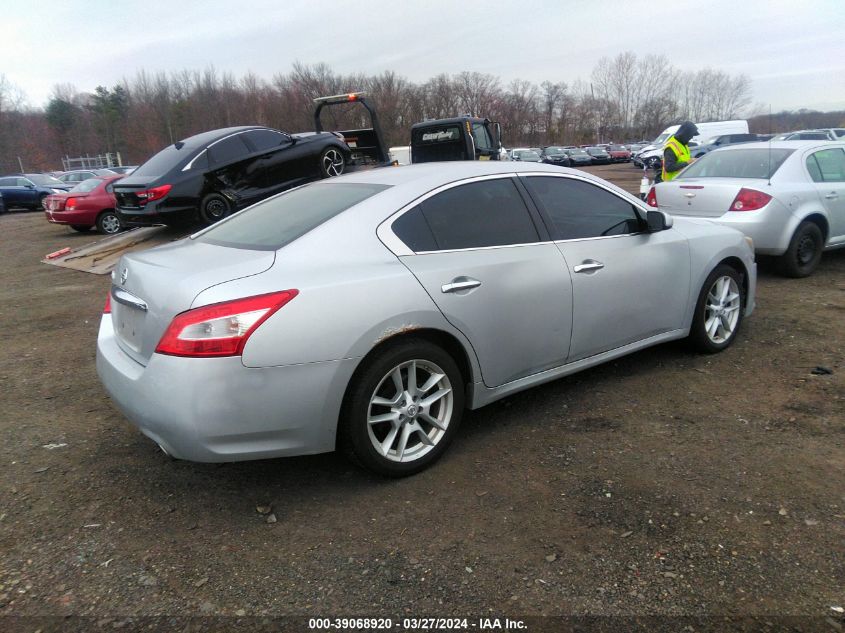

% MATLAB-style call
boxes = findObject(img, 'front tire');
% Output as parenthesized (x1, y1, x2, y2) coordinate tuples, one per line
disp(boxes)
(689, 265, 745, 353)
(96, 211, 122, 235)
(779, 221, 823, 278)
(319, 147, 346, 178)
(339, 339, 465, 477)
(200, 193, 231, 225)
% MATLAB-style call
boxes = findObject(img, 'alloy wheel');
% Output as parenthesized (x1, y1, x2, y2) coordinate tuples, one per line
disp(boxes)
(703, 276, 741, 344)
(100, 214, 121, 234)
(366, 359, 453, 463)
(322, 149, 345, 176)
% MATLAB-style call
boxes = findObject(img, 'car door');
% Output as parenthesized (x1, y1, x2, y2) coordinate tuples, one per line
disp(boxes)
(206, 132, 263, 206)
(240, 128, 304, 193)
(521, 174, 691, 362)
(0, 177, 24, 206)
(389, 176, 573, 387)
(17, 178, 40, 206)
(805, 147, 845, 243)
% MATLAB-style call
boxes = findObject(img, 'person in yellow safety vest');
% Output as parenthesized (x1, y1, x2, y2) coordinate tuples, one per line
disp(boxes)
(662, 121, 699, 182)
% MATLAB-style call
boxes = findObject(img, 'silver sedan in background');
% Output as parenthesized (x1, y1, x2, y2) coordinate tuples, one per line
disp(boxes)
(650, 141, 845, 277)
(97, 162, 756, 476)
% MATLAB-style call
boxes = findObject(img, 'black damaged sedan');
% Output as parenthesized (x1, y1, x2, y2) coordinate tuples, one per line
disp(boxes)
(114, 126, 351, 226)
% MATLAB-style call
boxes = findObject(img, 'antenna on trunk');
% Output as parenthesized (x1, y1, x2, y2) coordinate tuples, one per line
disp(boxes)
(767, 104, 773, 187)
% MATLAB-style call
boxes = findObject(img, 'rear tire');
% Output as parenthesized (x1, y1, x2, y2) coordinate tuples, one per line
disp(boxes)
(200, 193, 231, 225)
(688, 265, 745, 353)
(96, 211, 122, 235)
(339, 339, 464, 477)
(779, 221, 823, 278)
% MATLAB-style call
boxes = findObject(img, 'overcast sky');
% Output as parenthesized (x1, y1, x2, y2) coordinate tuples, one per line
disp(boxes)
(3, 0, 844, 112)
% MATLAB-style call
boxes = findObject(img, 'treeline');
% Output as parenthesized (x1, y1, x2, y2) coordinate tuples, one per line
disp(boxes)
(0, 53, 835, 174)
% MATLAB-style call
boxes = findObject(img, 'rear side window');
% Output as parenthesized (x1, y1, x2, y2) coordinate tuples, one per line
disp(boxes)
(678, 148, 794, 179)
(806, 148, 845, 183)
(524, 176, 642, 240)
(196, 182, 390, 250)
(393, 178, 539, 252)
(208, 134, 251, 165)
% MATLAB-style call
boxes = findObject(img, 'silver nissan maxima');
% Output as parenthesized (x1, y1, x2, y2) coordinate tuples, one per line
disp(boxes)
(97, 162, 757, 476)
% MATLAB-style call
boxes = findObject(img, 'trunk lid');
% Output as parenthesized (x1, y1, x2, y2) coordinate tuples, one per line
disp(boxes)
(110, 239, 276, 366)
(656, 178, 768, 218)
(113, 176, 157, 209)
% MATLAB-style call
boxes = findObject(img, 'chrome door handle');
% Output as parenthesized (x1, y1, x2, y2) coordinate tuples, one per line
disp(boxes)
(573, 260, 605, 274)
(825, 192, 839, 199)
(441, 277, 482, 293)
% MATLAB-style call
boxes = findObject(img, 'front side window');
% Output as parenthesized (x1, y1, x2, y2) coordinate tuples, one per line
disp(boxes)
(208, 134, 251, 165)
(471, 123, 492, 151)
(392, 178, 539, 252)
(524, 176, 642, 240)
(243, 129, 288, 152)
(806, 148, 845, 183)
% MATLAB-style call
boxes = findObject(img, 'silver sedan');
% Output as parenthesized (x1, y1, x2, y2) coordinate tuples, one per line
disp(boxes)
(97, 162, 756, 476)
(650, 141, 845, 277)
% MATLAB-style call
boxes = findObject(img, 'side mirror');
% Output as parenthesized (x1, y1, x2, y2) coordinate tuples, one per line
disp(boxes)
(647, 209, 673, 232)
(25, 183, 35, 189)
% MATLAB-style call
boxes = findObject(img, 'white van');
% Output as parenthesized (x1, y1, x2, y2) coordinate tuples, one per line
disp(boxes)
(634, 120, 749, 168)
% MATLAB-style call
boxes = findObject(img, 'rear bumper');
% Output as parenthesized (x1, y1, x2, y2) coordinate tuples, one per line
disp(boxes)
(96, 316, 358, 462)
(117, 200, 196, 225)
(672, 204, 794, 255)
(45, 209, 96, 226)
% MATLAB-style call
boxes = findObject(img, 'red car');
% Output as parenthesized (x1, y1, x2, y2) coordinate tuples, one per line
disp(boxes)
(607, 144, 632, 163)
(43, 175, 124, 234)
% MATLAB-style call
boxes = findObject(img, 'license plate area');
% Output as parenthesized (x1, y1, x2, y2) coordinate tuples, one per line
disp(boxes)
(112, 302, 145, 353)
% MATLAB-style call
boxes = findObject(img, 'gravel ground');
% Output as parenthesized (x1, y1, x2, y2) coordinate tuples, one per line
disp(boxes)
(0, 164, 843, 628)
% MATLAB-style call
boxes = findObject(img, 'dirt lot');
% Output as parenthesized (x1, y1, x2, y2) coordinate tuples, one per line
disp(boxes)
(1, 164, 843, 627)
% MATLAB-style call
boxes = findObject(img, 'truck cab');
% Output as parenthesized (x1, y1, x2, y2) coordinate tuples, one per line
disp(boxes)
(410, 116, 503, 163)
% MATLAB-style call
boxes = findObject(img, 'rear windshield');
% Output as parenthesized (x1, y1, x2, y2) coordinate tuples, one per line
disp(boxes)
(71, 178, 103, 193)
(132, 144, 195, 178)
(196, 182, 391, 250)
(677, 148, 795, 180)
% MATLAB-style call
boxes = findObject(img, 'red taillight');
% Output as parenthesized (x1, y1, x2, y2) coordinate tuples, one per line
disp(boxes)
(729, 188, 772, 212)
(66, 197, 77, 210)
(136, 184, 172, 205)
(155, 290, 298, 358)
(104, 293, 111, 314)
(646, 186, 658, 207)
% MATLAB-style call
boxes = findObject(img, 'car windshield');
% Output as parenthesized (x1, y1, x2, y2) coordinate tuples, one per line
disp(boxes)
(71, 178, 103, 193)
(27, 174, 65, 186)
(196, 182, 391, 250)
(609, 145, 626, 151)
(569, 149, 587, 155)
(652, 133, 671, 145)
(545, 148, 566, 155)
(516, 151, 540, 160)
(131, 143, 197, 178)
(586, 148, 604, 154)
(677, 148, 795, 179)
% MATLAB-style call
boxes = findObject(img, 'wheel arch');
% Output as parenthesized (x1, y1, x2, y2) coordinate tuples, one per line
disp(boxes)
(716, 256, 750, 300)
(798, 212, 829, 243)
(339, 327, 477, 422)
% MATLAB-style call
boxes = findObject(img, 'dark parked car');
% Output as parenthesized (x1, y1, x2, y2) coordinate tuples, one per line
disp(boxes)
(58, 169, 118, 185)
(0, 174, 70, 210)
(585, 147, 612, 165)
(113, 126, 352, 226)
(0, 192, 5, 213)
(540, 146, 572, 167)
(564, 148, 593, 167)
(689, 133, 762, 158)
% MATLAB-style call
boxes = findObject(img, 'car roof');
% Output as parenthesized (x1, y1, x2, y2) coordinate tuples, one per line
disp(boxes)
(705, 140, 845, 151)
(178, 125, 267, 148)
